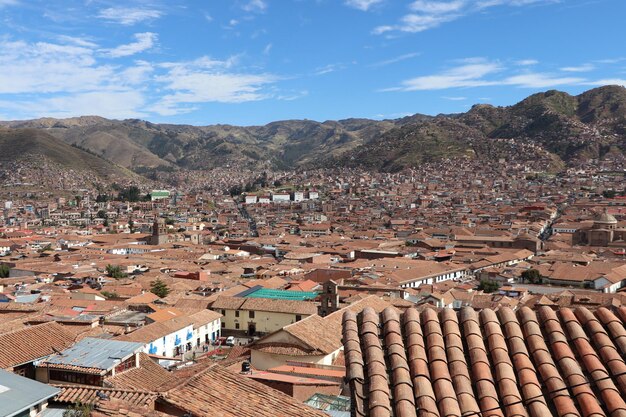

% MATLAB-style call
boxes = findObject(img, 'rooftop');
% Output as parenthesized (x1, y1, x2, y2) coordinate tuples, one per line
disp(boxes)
(0, 369, 60, 417)
(343, 305, 626, 417)
(41, 337, 144, 373)
(237, 285, 318, 301)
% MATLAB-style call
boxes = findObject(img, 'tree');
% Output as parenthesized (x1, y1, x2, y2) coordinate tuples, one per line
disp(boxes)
(0, 264, 9, 278)
(96, 210, 107, 219)
(128, 219, 135, 233)
(100, 291, 119, 299)
(521, 268, 542, 284)
(477, 279, 500, 293)
(150, 278, 170, 298)
(105, 264, 128, 279)
(603, 189, 617, 199)
(63, 402, 93, 417)
(118, 186, 142, 202)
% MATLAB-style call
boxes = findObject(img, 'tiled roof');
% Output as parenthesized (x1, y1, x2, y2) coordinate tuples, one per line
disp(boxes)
(161, 364, 329, 417)
(343, 305, 626, 417)
(53, 385, 157, 407)
(115, 316, 194, 343)
(0, 322, 77, 369)
(105, 353, 175, 392)
(275, 295, 393, 355)
(211, 295, 318, 315)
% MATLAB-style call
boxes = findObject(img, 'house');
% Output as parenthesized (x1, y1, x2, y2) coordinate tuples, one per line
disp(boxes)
(154, 364, 328, 417)
(245, 195, 258, 204)
(211, 296, 317, 336)
(35, 338, 145, 386)
(0, 322, 77, 377)
(0, 369, 60, 417)
(188, 309, 223, 346)
(249, 295, 391, 370)
(0, 240, 13, 255)
(272, 193, 291, 203)
(115, 316, 195, 359)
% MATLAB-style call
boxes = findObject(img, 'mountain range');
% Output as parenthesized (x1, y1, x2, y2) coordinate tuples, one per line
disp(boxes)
(1, 85, 625, 179)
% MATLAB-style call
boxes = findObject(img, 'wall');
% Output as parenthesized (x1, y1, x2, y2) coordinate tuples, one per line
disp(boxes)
(219, 308, 310, 335)
(192, 318, 221, 345)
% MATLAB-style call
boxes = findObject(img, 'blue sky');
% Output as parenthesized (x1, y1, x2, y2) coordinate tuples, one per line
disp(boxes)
(0, 0, 624, 125)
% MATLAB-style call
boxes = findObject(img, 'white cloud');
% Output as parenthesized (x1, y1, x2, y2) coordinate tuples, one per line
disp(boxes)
(384, 58, 597, 91)
(370, 52, 420, 67)
(515, 59, 538, 66)
(151, 57, 277, 115)
(345, 0, 383, 11)
(241, 0, 267, 12)
(442, 96, 468, 100)
(581, 79, 626, 87)
(0, 0, 18, 7)
(376, 0, 560, 34)
(313, 63, 346, 75)
(410, 0, 466, 14)
(105, 33, 158, 58)
(384, 59, 502, 90)
(98, 7, 163, 25)
(56, 35, 98, 48)
(503, 73, 584, 88)
(0, 91, 148, 119)
(0, 40, 113, 94)
(560, 63, 595, 72)
(0, 36, 280, 119)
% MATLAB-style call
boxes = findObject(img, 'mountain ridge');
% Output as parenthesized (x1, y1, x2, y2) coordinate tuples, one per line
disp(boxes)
(1, 85, 625, 175)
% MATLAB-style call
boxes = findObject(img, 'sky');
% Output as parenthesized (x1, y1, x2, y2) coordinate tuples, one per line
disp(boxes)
(0, 0, 624, 125)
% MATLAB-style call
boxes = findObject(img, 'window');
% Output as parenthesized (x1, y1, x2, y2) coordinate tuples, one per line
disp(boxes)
(115, 355, 136, 373)
(235, 311, 239, 317)
(49, 370, 100, 386)
(235, 323, 240, 329)
(295, 315, 302, 322)
(249, 310, 255, 318)
(221, 309, 226, 316)
(221, 322, 225, 328)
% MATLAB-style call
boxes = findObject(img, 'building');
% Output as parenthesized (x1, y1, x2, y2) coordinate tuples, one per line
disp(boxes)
(250, 296, 391, 370)
(150, 190, 171, 202)
(115, 316, 195, 359)
(144, 219, 168, 245)
(211, 296, 318, 336)
(272, 193, 291, 203)
(154, 364, 328, 417)
(574, 209, 626, 246)
(35, 338, 145, 386)
(0, 369, 60, 417)
(0, 322, 77, 378)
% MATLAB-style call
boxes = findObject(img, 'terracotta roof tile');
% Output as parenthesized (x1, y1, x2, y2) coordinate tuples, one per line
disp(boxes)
(0, 322, 77, 369)
(343, 306, 626, 417)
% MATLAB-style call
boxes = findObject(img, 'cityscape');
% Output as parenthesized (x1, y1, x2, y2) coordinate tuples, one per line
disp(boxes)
(1, 1, 626, 417)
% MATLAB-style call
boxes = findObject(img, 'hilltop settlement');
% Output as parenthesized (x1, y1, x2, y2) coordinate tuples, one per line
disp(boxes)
(1, 88, 626, 416)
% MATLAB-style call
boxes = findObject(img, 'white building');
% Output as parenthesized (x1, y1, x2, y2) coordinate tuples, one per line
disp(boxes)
(245, 195, 258, 204)
(272, 193, 291, 202)
(294, 191, 305, 202)
(308, 191, 319, 200)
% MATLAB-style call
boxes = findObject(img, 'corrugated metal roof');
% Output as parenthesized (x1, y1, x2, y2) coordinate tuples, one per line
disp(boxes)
(239, 287, 318, 301)
(0, 369, 60, 417)
(43, 337, 144, 370)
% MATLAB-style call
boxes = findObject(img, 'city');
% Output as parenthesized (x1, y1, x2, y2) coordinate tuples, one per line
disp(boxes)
(1, 1, 626, 416)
